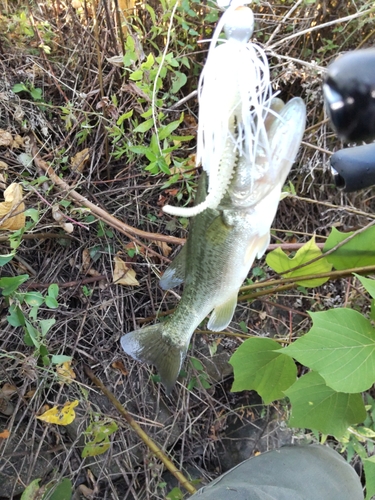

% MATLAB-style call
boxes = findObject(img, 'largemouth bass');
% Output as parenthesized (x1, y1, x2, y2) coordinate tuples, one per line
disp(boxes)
(121, 97, 306, 394)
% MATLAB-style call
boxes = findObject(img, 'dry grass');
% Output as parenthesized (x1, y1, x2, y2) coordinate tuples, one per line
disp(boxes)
(0, 0, 374, 498)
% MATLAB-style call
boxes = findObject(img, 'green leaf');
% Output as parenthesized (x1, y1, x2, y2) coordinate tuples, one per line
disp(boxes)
(44, 478, 73, 500)
(30, 87, 42, 101)
(117, 109, 133, 125)
(7, 305, 25, 327)
(166, 487, 184, 500)
(40, 318, 56, 337)
(285, 371, 366, 439)
(283, 308, 375, 393)
(230, 338, 297, 404)
(48, 284, 59, 299)
(171, 71, 187, 94)
(12, 83, 28, 94)
(0, 275, 29, 296)
(23, 292, 44, 307)
(159, 119, 182, 140)
(266, 236, 332, 287)
(21, 478, 41, 499)
(25, 208, 39, 222)
(363, 456, 375, 500)
(354, 273, 375, 299)
(45, 297, 59, 309)
(0, 253, 14, 266)
(133, 118, 154, 133)
(82, 420, 118, 457)
(190, 357, 204, 371)
(323, 226, 375, 270)
(51, 355, 72, 365)
(82, 440, 110, 457)
(25, 320, 40, 348)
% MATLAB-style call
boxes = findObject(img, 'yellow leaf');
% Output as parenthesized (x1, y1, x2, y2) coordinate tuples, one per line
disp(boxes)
(71, 148, 90, 173)
(56, 361, 76, 385)
(113, 254, 139, 286)
(0, 429, 10, 439)
(0, 183, 26, 230)
(37, 400, 79, 425)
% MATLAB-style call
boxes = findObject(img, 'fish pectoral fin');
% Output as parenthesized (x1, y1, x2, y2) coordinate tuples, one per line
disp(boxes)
(159, 245, 186, 290)
(207, 293, 238, 332)
(121, 324, 187, 395)
(256, 233, 271, 259)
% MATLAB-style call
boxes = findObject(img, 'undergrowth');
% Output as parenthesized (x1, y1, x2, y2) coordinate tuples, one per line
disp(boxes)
(0, 0, 374, 499)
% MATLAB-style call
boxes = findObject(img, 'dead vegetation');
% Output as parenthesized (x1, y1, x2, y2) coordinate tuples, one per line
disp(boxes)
(0, 0, 374, 498)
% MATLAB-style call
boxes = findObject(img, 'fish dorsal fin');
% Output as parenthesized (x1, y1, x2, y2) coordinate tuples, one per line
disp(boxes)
(207, 293, 238, 332)
(159, 245, 187, 290)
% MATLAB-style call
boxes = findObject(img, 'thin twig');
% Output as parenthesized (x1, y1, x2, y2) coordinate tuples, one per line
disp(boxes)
(83, 366, 197, 496)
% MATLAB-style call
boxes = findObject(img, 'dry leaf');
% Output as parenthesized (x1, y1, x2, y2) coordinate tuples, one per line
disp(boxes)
(0, 429, 10, 439)
(154, 240, 172, 257)
(56, 361, 76, 385)
(113, 254, 139, 286)
(0, 129, 12, 146)
(0, 161, 8, 170)
(0, 397, 13, 416)
(0, 183, 25, 230)
(0, 383, 17, 397)
(111, 360, 128, 376)
(71, 0, 82, 8)
(77, 484, 95, 498)
(71, 148, 90, 173)
(106, 55, 124, 67)
(82, 249, 91, 272)
(12, 135, 24, 149)
(37, 400, 79, 425)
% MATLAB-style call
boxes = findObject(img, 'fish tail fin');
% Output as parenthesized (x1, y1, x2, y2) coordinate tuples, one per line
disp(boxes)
(120, 324, 187, 394)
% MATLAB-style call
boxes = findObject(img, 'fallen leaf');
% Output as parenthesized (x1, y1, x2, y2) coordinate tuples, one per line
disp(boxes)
(0, 161, 8, 170)
(82, 249, 91, 272)
(0, 397, 13, 416)
(0, 183, 25, 230)
(12, 135, 24, 149)
(37, 400, 79, 425)
(56, 361, 76, 385)
(77, 484, 95, 498)
(113, 254, 139, 286)
(0, 383, 17, 397)
(71, 148, 90, 173)
(0, 429, 10, 439)
(0, 129, 12, 146)
(72, 0, 82, 9)
(112, 360, 128, 376)
(154, 240, 172, 257)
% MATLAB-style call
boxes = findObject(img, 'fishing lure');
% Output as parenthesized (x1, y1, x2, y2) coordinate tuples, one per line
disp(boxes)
(163, 1, 274, 217)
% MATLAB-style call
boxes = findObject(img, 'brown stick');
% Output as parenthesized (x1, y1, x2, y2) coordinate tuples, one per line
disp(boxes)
(84, 366, 197, 495)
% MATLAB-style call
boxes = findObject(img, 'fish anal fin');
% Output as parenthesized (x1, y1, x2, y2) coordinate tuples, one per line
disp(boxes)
(207, 293, 238, 332)
(121, 324, 188, 395)
(159, 245, 187, 290)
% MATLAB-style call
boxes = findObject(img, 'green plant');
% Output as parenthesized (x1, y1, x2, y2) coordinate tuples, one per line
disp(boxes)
(229, 225, 375, 498)
(12, 82, 43, 102)
(188, 357, 211, 391)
